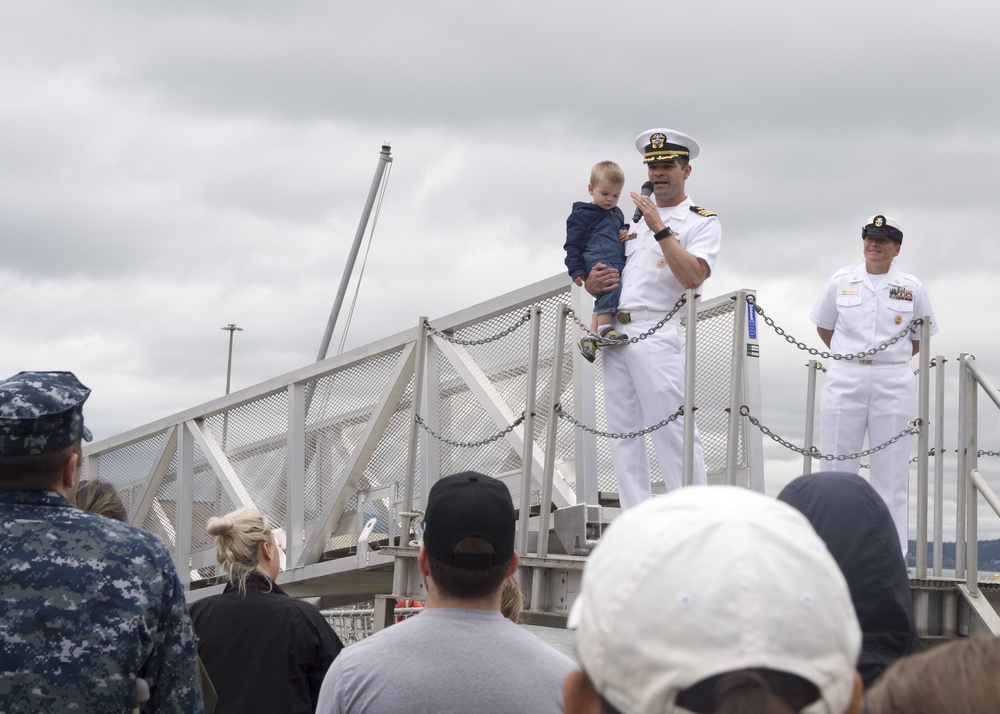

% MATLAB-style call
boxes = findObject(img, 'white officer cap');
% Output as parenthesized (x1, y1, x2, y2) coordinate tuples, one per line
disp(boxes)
(635, 128, 700, 163)
(862, 215, 903, 244)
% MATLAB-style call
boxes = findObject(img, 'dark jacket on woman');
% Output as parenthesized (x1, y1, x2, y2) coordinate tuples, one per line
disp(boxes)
(778, 473, 917, 687)
(190, 571, 344, 713)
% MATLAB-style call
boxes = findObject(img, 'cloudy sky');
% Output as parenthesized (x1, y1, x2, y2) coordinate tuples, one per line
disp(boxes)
(3, 1, 999, 540)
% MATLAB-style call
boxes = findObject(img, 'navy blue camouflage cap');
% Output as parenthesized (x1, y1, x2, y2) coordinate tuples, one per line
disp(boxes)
(0, 371, 93, 456)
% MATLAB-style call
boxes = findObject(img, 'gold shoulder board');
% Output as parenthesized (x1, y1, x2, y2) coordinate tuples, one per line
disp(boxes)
(690, 206, 717, 217)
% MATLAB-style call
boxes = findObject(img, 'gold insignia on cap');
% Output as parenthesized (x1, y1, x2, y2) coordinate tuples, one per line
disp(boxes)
(650, 133, 667, 150)
(874, 215, 886, 228)
(894, 314, 902, 325)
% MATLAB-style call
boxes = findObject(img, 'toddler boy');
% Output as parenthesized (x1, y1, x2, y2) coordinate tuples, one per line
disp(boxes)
(564, 161, 630, 362)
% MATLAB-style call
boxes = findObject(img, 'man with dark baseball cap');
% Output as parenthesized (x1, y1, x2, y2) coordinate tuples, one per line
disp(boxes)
(317, 471, 574, 713)
(0, 370, 204, 712)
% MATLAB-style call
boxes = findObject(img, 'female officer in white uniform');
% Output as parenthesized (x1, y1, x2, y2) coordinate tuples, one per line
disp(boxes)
(810, 215, 937, 555)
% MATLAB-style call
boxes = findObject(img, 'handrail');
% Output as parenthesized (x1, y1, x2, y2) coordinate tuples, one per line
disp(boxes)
(958, 353, 1000, 596)
(968, 469, 1000, 596)
(965, 357, 1000, 411)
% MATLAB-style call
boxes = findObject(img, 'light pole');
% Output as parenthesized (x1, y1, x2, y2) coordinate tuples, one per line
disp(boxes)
(221, 324, 243, 395)
(220, 324, 243, 453)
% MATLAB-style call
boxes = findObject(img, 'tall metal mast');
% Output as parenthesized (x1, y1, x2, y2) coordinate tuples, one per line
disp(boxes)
(316, 140, 393, 362)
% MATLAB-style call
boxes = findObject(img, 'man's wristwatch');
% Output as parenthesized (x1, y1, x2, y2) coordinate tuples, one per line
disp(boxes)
(654, 227, 674, 242)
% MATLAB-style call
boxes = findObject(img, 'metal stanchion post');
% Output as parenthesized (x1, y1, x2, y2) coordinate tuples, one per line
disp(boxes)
(915, 319, 931, 580)
(516, 306, 541, 559)
(933, 355, 946, 576)
(394, 317, 427, 598)
(803, 361, 821, 475)
(682, 289, 698, 487)
(531, 306, 567, 612)
(725, 291, 747, 486)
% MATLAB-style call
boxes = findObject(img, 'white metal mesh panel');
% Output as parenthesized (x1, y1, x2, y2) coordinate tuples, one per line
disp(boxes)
(433, 311, 533, 477)
(80, 275, 760, 590)
(80, 433, 169, 522)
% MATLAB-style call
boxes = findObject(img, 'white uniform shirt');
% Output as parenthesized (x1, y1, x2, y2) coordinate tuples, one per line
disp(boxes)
(810, 263, 938, 362)
(618, 197, 721, 312)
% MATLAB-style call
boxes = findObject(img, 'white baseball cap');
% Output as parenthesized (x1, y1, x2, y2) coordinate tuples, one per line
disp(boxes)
(568, 486, 862, 714)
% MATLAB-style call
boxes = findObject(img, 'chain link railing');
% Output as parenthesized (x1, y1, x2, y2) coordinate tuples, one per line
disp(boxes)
(739, 406, 921, 462)
(554, 403, 686, 440)
(853, 448, 1000, 468)
(417, 308, 537, 449)
(414, 412, 526, 448)
(749, 295, 923, 362)
(424, 310, 531, 346)
(567, 294, 688, 344)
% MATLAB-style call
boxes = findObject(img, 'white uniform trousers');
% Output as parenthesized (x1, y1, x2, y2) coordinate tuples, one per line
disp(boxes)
(819, 361, 916, 554)
(602, 318, 707, 510)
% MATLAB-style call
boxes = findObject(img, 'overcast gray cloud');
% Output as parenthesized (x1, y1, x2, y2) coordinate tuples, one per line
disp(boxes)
(2, 0, 999, 541)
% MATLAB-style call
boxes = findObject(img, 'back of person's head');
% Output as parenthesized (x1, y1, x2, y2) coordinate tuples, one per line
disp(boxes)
(568, 486, 863, 714)
(778, 473, 916, 687)
(865, 637, 1000, 714)
(0, 371, 93, 490)
(591, 160, 625, 187)
(500, 576, 524, 623)
(76, 480, 128, 522)
(207, 507, 273, 595)
(422, 471, 516, 600)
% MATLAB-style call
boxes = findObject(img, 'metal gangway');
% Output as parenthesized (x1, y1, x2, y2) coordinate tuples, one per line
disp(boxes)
(80, 274, 763, 618)
(80, 272, 1000, 641)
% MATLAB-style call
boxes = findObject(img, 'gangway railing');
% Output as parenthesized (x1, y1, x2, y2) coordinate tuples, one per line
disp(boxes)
(80, 275, 764, 602)
(749, 308, 938, 572)
(958, 356, 1000, 593)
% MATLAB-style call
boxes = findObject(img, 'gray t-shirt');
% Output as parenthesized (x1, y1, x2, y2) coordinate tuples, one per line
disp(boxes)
(316, 608, 575, 714)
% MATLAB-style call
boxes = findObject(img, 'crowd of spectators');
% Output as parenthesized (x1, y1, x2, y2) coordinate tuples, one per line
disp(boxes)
(3, 369, 997, 713)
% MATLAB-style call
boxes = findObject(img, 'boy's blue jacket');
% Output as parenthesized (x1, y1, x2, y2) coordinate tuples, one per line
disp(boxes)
(563, 201, 628, 281)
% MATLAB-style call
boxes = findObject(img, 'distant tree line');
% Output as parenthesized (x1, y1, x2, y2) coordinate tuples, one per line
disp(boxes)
(907, 538, 1000, 571)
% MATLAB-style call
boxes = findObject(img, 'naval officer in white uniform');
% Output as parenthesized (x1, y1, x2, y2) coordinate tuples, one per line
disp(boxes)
(810, 215, 937, 554)
(586, 129, 721, 509)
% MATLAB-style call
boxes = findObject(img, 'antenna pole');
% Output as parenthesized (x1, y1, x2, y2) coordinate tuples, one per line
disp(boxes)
(316, 140, 393, 361)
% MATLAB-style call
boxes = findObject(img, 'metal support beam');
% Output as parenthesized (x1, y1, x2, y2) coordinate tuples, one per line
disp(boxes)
(286, 381, 307, 568)
(186, 419, 256, 511)
(433, 337, 574, 508)
(297, 343, 416, 568)
(176, 423, 194, 587)
(725, 291, 748, 485)
(517, 306, 541, 558)
(802, 361, 821, 475)
(682, 289, 698, 487)
(933, 356, 946, 576)
(915, 319, 931, 579)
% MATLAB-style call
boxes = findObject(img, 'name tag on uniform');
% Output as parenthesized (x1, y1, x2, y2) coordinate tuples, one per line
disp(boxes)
(623, 232, 637, 242)
(841, 289, 859, 295)
(889, 286, 913, 301)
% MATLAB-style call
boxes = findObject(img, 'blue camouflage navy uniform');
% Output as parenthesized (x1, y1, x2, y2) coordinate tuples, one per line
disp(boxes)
(0, 371, 204, 713)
